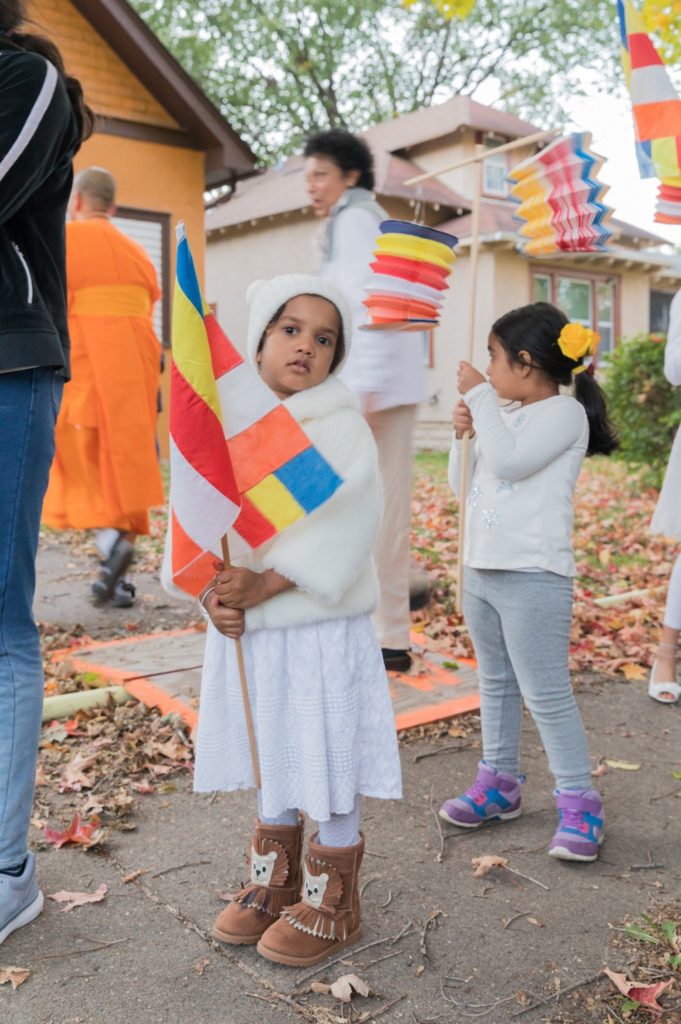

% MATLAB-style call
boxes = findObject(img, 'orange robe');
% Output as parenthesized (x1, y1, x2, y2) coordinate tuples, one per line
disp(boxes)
(43, 219, 164, 535)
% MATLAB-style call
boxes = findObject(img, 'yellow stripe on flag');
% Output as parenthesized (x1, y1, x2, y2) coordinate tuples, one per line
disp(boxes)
(172, 287, 222, 422)
(625, 0, 647, 34)
(246, 475, 306, 531)
(652, 136, 681, 178)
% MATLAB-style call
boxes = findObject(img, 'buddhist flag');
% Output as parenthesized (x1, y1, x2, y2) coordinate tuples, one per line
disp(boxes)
(617, 0, 681, 223)
(164, 226, 344, 597)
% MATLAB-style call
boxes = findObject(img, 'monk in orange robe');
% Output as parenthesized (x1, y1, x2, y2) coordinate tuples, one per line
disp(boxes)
(43, 167, 164, 607)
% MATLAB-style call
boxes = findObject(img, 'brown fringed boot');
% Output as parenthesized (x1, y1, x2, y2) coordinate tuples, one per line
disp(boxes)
(256, 833, 364, 966)
(213, 818, 304, 945)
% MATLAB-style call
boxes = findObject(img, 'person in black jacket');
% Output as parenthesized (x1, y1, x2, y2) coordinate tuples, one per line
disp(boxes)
(0, 0, 92, 946)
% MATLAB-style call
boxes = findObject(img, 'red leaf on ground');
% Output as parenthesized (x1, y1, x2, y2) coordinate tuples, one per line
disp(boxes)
(603, 968, 673, 1016)
(43, 814, 106, 849)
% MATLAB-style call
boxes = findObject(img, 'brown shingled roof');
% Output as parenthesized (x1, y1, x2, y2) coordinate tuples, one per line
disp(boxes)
(71, 0, 257, 186)
(365, 95, 541, 153)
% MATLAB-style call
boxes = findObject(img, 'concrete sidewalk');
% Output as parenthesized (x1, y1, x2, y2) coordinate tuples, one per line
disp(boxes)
(4, 675, 680, 1024)
(4, 534, 678, 1023)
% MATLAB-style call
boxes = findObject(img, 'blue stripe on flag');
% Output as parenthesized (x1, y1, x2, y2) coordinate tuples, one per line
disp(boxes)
(616, 0, 628, 50)
(176, 235, 203, 317)
(274, 447, 343, 513)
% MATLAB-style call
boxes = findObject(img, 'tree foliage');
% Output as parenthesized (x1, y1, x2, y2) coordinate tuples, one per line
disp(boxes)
(131, 0, 623, 162)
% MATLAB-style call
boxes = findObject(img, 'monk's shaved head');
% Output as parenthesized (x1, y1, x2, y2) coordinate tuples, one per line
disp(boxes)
(73, 167, 116, 210)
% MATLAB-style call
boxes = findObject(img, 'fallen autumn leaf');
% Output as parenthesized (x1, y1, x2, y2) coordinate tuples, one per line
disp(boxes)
(47, 882, 108, 912)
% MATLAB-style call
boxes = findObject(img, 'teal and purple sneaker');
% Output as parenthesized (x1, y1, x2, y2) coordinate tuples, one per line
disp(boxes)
(439, 761, 523, 828)
(548, 789, 604, 862)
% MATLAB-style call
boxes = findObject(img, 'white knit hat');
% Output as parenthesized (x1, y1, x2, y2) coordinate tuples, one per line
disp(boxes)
(245, 274, 352, 374)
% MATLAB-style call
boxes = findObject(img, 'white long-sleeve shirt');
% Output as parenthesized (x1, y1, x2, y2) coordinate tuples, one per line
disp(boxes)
(449, 383, 589, 577)
(319, 191, 426, 412)
(665, 290, 681, 386)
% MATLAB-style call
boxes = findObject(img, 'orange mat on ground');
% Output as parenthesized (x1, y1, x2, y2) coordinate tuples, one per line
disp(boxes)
(51, 627, 479, 732)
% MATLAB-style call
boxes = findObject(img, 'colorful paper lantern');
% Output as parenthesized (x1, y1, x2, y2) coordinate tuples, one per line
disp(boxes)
(362, 220, 458, 331)
(507, 133, 614, 256)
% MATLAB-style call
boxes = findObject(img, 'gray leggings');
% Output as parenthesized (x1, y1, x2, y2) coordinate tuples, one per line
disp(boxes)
(464, 568, 591, 791)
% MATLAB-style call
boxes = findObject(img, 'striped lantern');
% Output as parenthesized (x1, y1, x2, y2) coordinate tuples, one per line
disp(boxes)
(362, 220, 458, 331)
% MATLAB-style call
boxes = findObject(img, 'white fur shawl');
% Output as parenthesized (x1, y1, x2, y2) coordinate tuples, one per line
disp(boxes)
(235, 376, 382, 631)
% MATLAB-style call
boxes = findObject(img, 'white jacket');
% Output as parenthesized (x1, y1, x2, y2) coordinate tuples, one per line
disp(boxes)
(449, 383, 588, 577)
(233, 375, 382, 630)
(651, 289, 681, 539)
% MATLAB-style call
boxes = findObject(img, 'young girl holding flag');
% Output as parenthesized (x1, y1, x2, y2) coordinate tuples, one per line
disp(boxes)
(194, 275, 401, 967)
(440, 302, 617, 862)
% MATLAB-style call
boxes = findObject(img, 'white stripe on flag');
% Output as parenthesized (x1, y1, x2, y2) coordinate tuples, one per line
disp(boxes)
(630, 65, 679, 106)
(217, 360, 280, 440)
(0, 61, 58, 184)
(169, 436, 239, 551)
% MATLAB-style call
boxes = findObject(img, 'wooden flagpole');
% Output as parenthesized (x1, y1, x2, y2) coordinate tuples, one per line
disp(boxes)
(402, 127, 561, 612)
(404, 128, 561, 187)
(220, 535, 261, 790)
(455, 145, 484, 613)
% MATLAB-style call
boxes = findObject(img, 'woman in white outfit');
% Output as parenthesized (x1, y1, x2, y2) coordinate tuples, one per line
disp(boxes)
(649, 289, 681, 703)
(303, 130, 426, 673)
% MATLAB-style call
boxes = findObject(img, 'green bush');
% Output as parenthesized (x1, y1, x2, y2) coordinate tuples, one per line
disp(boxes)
(602, 333, 681, 488)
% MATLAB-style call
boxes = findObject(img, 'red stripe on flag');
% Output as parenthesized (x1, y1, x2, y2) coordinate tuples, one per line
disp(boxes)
(228, 405, 311, 492)
(205, 313, 243, 378)
(171, 511, 216, 596)
(628, 32, 663, 69)
(170, 363, 240, 502)
(232, 496, 277, 547)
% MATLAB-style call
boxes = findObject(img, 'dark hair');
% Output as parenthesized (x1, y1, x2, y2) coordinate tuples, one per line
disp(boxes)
(491, 301, 618, 457)
(258, 296, 346, 374)
(303, 129, 375, 191)
(0, 0, 94, 147)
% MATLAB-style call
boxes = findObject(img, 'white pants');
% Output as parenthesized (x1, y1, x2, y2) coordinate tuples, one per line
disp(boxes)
(664, 553, 681, 631)
(365, 404, 417, 650)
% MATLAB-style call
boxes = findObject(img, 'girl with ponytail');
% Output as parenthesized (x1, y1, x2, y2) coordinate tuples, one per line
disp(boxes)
(439, 301, 617, 864)
(0, 0, 93, 945)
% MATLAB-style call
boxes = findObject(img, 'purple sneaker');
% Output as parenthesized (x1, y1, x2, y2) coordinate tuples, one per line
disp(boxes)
(548, 790, 604, 862)
(439, 761, 523, 828)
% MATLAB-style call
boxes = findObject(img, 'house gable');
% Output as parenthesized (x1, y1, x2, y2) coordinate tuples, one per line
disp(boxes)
(31, 0, 180, 130)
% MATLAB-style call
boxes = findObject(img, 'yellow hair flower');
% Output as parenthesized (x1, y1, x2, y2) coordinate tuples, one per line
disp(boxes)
(557, 323, 600, 364)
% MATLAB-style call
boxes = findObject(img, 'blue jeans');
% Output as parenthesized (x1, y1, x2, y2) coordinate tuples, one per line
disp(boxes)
(464, 568, 592, 791)
(0, 368, 62, 868)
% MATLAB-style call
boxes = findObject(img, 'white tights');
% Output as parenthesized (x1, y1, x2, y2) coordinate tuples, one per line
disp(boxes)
(664, 553, 681, 631)
(257, 793, 361, 847)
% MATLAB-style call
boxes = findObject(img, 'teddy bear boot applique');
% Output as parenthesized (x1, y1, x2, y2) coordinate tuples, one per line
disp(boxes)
(256, 833, 364, 966)
(213, 818, 304, 945)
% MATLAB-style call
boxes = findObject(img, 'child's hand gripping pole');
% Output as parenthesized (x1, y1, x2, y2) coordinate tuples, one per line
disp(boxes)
(220, 534, 262, 790)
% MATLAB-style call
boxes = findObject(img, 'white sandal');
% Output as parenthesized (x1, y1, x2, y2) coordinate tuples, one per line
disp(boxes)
(648, 645, 681, 704)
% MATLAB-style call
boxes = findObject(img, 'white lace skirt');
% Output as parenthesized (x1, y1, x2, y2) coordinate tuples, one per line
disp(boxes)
(651, 426, 681, 540)
(193, 615, 402, 821)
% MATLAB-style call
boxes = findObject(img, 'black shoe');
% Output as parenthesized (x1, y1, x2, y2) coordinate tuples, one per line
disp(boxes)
(382, 648, 412, 673)
(409, 581, 433, 612)
(111, 578, 136, 608)
(91, 535, 135, 603)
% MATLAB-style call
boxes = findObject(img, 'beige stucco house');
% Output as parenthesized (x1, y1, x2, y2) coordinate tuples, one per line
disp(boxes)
(205, 96, 681, 446)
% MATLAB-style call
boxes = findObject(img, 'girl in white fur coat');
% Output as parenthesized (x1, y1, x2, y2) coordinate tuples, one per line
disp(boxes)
(194, 275, 401, 968)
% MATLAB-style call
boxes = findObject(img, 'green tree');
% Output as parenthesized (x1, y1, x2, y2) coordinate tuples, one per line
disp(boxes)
(131, 0, 622, 162)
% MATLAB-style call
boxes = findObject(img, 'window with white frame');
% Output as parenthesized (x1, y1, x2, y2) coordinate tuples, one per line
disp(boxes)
(483, 137, 508, 197)
(532, 271, 618, 358)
